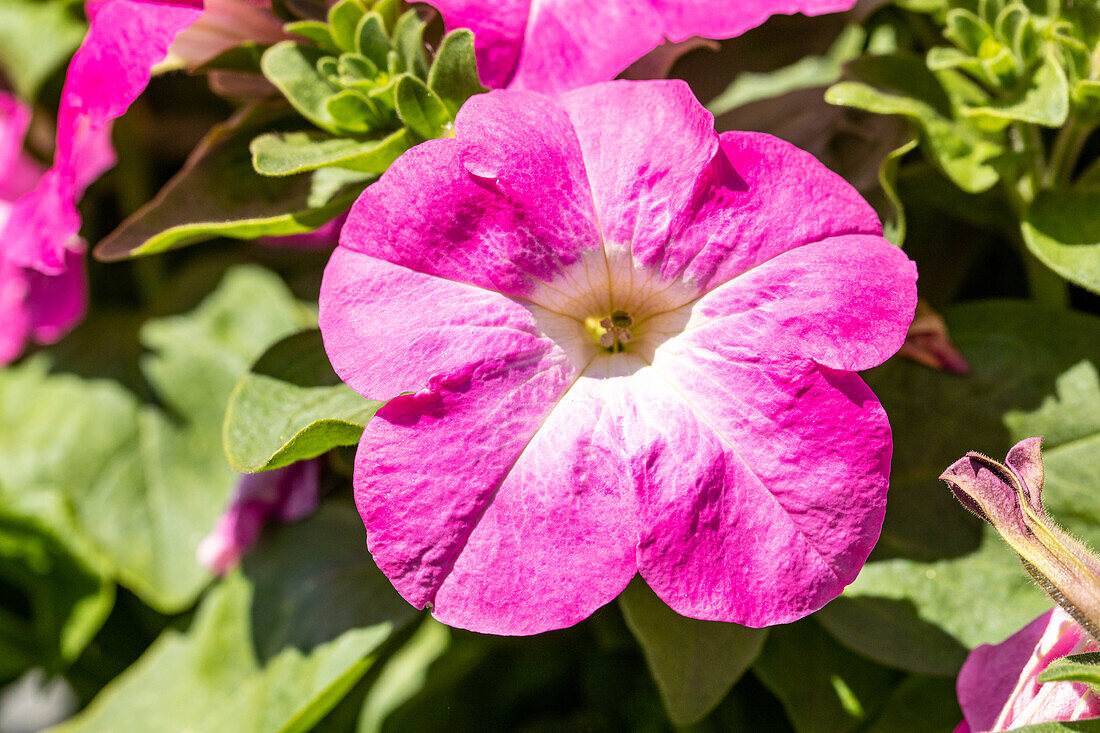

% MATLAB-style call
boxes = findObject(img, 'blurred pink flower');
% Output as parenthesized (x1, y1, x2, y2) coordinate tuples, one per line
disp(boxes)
(197, 460, 321, 575)
(166, 0, 287, 70)
(428, 0, 857, 92)
(320, 80, 917, 635)
(0, 92, 87, 365)
(2, 0, 203, 276)
(955, 607, 1100, 732)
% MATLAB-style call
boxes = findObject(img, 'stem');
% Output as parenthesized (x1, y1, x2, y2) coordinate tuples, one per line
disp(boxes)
(1046, 117, 1094, 188)
(1023, 249, 1069, 309)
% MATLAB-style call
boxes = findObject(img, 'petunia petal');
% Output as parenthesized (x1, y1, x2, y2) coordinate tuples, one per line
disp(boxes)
(351, 346, 580, 617)
(4, 0, 202, 274)
(560, 80, 718, 279)
(668, 131, 884, 291)
(432, 359, 639, 634)
(319, 247, 572, 401)
(508, 1, 664, 94)
(431, 0, 858, 93)
(677, 234, 917, 372)
(653, 0, 857, 42)
(24, 248, 88, 344)
(957, 607, 1100, 731)
(338, 115, 599, 305)
(635, 347, 890, 625)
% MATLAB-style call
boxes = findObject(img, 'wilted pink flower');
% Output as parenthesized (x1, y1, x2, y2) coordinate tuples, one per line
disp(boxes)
(0, 92, 87, 365)
(899, 300, 970, 374)
(428, 0, 857, 92)
(955, 607, 1100, 732)
(197, 460, 321, 575)
(320, 80, 917, 635)
(3, 0, 203, 275)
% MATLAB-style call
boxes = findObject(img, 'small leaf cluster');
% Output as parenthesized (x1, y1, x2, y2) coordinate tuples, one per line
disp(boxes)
(924, 0, 1100, 128)
(827, 0, 1100, 294)
(254, 0, 486, 178)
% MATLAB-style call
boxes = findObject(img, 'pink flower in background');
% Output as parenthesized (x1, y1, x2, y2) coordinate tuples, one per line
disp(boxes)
(0, 93, 87, 365)
(955, 607, 1100, 732)
(320, 80, 917, 635)
(428, 0, 857, 92)
(197, 460, 321, 575)
(2, 0, 203, 275)
(165, 0, 286, 70)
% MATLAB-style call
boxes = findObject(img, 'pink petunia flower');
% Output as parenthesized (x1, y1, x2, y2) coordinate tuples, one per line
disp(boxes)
(0, 92, 87, 365)
(955, 607, 1100, 732)
(2, 0, 204, 276)
(197, 460, 321, 575)
(319, 80, 918, 635)
(428, 0, 858, 92)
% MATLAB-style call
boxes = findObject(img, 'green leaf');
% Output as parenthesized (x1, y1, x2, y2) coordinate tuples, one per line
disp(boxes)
(816, 597, 968, 675)
(964, 51, 1070, 127)
(251, 128, 409, 176)
(328, 0, 367, 53)
(284, 20, 339, 54)
(0, 268, 312, 612)
(224, 330, 382, 473)
(355, 13, 390, 69)
(357, 618, 450, 733)
(1021, 188, 1100, 294)
(879, 138, 919, 245)
(95, 105, 363, 261)
(1038, 652, 1100, 689)
(753, 620, 899, 733)
(325, 88, 389, 132)
(0, 0, 86, 98)
(0, 473, 114, 676)
(707, 25, 866, 117)
(427, 30, 488, 117)
(826, 301, 1100, 669)
(395, 76, 452, 140)
(825, 54, 1003, 193)
(262, 42, 343, 134)
(865, 676, 962, 733)
(617, 578, 766, 725)
(390, 9, 427, 78)
(54, 503, 418, 732)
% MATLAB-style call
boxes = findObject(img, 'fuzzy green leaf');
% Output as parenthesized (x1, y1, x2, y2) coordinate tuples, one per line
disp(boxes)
(427, 29, 488, 116)
(250, 128, 409, 176)
(262, 42, 342, 134)
(0, 269, 312, 612)
(395, 76, 452, 139)
(826, 54, 1003, 193)
(355, 12, 390, 69)
(284, 20, 339, 53)
(964, 51, 1069, 127)
(390, 9, 427, 77)
(328, 0, 366, 53)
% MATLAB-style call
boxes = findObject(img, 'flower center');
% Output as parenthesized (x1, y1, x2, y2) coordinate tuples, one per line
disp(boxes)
(585, 310, 635, 353)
